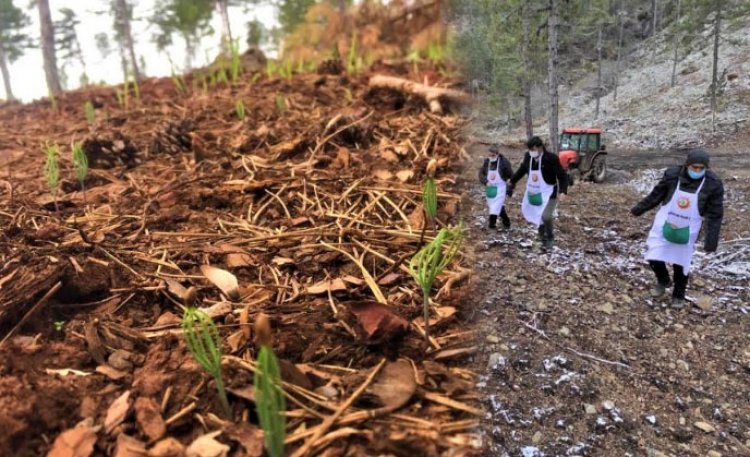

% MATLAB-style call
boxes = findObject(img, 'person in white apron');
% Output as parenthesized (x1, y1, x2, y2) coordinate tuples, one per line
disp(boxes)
(509, 136, 569, 250)
(631, 149, 725, 308)
(478, 145, 513, 229)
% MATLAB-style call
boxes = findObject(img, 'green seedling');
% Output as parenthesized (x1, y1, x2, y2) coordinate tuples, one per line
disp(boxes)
(343, 87, 353, 102)
(266, 59, 277, 79)
(43, 143, 60, 212)
(53, 321, 65, 332)
(255, 345, 286, 457)
(132, 72, 141, 102)
(409, 223, 463, 342)
(171, 69, 187, 94)
(251, 73, 262, 85)
(346, 31, 360, 74)
(217, 66, 229, 86)
(275, 94, 285, 113)
(84, 101, 95, 126)
(182, 308, 231, 417)
(230, 40, 241, 82)
(235, 99, 246, 120)
(423, 177, 438, 229)
(71, 141, 88, 203)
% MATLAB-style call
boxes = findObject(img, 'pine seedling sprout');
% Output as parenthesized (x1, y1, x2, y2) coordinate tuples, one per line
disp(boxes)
(347, 31, 360, 74)
(235, 100, 246, 121)
(43, 143, 60, 212)
(84, 101, 95, 126)
(182, 308, 231, 417)
(230, 40, 241, 82)
(275, 94, 286, 113)
(71, 141, 88, 204)
(254, 314, 286, 457)
(409, 223, 463, 342)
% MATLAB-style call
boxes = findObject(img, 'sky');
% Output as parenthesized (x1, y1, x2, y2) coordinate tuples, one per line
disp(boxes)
(8, 0, 278, 102)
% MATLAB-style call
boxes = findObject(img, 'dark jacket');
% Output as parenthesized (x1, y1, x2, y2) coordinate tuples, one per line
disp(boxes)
(630, 166, 724, 252)
(510, 151, 568, 198)
(479, 155, 513, 185)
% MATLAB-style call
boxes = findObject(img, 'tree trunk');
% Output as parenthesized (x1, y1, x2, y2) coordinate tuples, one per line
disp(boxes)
(217, 0, 233, 53)
(38, 0, 62, 94)
(522, 0, 533, 139)
(651, 0, 657, 36)
(115, 0, 141, 80)
(184, 34, 194, 70)
(671, 0, 682, 87)
(547, 0, 560, 154)
(595, 26, 603, 120)
(613, 10, 624, 100)
(710, 0, 722, 133)
(0, 48, 15, 101)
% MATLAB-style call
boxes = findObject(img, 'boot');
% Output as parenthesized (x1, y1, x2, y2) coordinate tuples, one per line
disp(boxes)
(537, 224, 545, 240)
(650, 280, 672, 298)
(488, 214, 497, 229)
(500, 212, 511, 229)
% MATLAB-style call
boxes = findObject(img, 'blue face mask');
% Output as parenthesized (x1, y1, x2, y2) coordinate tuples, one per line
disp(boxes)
(687, 168, 706, 180)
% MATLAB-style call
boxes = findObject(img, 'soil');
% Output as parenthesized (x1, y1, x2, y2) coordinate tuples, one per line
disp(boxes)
(0, 61, 480, 456)
(463, 141, 750, 456)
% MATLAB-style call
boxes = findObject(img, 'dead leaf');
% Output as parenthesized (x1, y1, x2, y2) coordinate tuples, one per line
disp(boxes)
(114, 434, 147, 457)
(163, 279, 191, 304)
(148, 438, 185, 457)
(135, 397, 166, 442)
(84, 321, 106, 365)
(333, 147, 350, 169)
(305, 278, 348, 295)
(371, 359, 416, 410)
(379, 149, 400, 163)
(272, 256, 294, 266)
(373, 169, 393, 181)
(105, 390, 132, 435)
(414, 306, 457, 327)
(396, 170, 414, 183)
(279, 359, 314, 390)
(225, 422, 264, 457)
(227, 385, 256, 403)
(96, 365, 129, 381)
(200, 265, 240, 301)
(47, 420, 100, 457)
(227, 330, 247, 353)
(201, 301, 233, 319)
(186, 431, 230, 457)
(408, 204, 425, 230)
(377, 273, 401, 286)
(348, 301, 409, 342)
(239, 304, 251, 339)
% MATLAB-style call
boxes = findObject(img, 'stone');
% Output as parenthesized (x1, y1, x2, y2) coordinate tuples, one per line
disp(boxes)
(558, 326, 571, 337)
(602, 400, 615, 411)
(487, 353, 507, 371)
(532, 431, 542, 444)
(486, 335, 500, 344)
(706, 451, 722, 457)
(109, 350, 134, 372)
(647, 449, 669, 457)
(598, 302, 614, 314)
(584, 403, 597, 415)
(695, 295, 713, 311)
(694, 421, 716, 433)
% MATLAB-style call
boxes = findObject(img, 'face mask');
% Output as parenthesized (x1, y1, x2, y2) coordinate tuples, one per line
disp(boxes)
(529, 150, 540, 159)
(687, 168, 706, 180)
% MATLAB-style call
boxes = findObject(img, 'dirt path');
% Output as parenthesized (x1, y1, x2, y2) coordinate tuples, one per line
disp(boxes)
(460, 144, 750, 457)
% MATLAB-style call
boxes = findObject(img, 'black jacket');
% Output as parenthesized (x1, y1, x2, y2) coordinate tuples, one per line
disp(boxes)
(630, 166, 724, 252)
(510, 151, 568, 198)
(478, 155, 513, 185)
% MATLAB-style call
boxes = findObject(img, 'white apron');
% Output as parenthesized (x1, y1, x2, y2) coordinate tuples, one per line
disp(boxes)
(521, 156, 555, 226)
(485, 159, 507, 216)
(645, 178, 705, 274)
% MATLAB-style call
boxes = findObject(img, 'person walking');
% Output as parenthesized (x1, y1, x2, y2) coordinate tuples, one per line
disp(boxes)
(630, 148, 724, 308)
(509, 136, 568, 250)
(479, 144, 513, 229)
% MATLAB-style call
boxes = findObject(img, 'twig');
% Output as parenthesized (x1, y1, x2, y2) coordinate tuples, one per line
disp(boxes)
(1, 281, 62, 347)
(290, 358, 386, 457)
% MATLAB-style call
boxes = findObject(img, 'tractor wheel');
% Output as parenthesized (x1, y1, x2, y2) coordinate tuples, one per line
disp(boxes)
(591, 156, 607, 183)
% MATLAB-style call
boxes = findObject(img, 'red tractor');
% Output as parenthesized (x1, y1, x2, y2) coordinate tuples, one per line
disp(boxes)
(558, 128, 608, 184)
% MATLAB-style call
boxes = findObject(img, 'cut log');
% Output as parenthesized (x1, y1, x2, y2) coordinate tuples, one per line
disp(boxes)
(368, 74, 470, 114)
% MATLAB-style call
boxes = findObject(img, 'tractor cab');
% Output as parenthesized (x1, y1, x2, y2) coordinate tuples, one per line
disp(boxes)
(558, 128, 608, 183)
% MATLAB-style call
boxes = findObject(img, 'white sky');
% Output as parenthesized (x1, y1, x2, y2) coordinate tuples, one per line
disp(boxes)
(9, 0, 278, 102)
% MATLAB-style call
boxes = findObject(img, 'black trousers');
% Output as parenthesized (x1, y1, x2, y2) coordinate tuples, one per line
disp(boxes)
(489, 208, 510, 228)
(649, 260, 689, 299)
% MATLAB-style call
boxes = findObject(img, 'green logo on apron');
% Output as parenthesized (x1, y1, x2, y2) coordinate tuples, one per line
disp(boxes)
(662, 222, 690, 245)
(486, 186, 498, 198)
(527, 192, 543, 206)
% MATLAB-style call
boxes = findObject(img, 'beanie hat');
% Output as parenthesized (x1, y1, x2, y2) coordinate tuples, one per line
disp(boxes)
(686, 148, 710, 167)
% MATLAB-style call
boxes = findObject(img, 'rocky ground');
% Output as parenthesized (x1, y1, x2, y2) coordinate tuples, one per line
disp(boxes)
(462, 144, 750, 457)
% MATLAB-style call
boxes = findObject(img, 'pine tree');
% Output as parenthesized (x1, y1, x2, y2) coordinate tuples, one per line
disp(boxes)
(36, 0, 62, 94)
(0, 0, 31, 101)
(151, 0, 215, 70)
